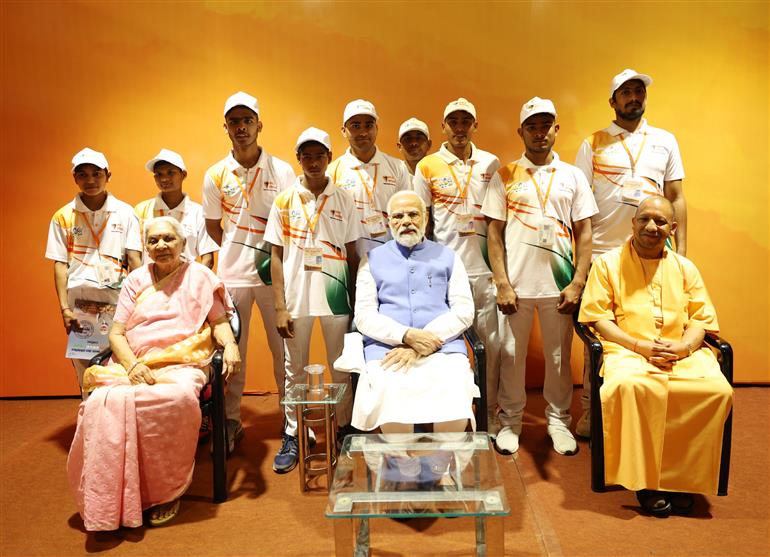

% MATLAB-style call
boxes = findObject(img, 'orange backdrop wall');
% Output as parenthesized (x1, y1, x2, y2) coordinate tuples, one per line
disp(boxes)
(1, 1, 767, 396)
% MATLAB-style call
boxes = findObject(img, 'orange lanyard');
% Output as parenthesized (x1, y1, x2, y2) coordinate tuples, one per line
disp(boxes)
(447, 161, 475, 201)
(353, 164, 379, 202)
(298, 192, 328, 236)
(234, 167, 260, 209)
(619, 132, 647, 176)
(527, 167, 556, 216)
(80, 211, 109, 252)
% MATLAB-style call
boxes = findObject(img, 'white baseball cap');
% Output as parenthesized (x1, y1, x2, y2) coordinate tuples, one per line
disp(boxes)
(342, 99, 378, 125)
(398, 117, 430, 140)
(295, 127, 332, 153)
(224, 91, 259, 117)
(520, 97, 557, 125)
(443, 98, 477, 120)
(145, 148, 187, 172)
(71, 147, 108, 172)
(610, 69, 653, 97)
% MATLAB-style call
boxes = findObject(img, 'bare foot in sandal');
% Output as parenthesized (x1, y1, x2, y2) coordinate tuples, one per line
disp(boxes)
(149, 498, 180, 526)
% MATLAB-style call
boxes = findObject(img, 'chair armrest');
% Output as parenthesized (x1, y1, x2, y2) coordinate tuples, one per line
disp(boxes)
(89, 348, 113, 367)
(703, 333, 733, 384)
(463, 326, 483, 357)
(572, 313, 604, 383)
(229, 307, 241, 343)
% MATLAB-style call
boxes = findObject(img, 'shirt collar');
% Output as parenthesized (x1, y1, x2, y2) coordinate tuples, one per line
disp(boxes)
(608, 118, 648, 137)
(154, 193, 188, 212)
(516, 151, 561, 171)
(74, 192, 115, 212)
(437, 142, 478, 165)
(295, 176, 336, 201)
(225, 148, 268, 173)
(343, 147, 384, 168)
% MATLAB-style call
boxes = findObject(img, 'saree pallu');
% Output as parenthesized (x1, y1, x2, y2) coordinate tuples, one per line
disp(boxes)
(68, 262, 230, 531)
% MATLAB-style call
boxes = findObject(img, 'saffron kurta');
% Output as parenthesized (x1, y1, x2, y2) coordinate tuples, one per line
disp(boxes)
(578, 240, 733, 494)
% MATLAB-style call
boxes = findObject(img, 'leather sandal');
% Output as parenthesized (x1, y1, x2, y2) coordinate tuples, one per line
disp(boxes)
(148, 498, 181, 527)
(636, 490, 671, 517)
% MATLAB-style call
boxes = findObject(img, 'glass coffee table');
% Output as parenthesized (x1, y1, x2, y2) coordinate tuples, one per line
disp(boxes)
(326, 432, 510, 556)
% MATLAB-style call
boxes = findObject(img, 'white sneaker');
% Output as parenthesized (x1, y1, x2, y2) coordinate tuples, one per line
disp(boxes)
(487, 411, 501, 439)
(494, 426, 519, 455)
(548, 425, 578, 456)
(575, 411, 591, 439)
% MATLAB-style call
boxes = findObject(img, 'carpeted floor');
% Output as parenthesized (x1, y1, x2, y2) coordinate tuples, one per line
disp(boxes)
(1, 387, 767, 557)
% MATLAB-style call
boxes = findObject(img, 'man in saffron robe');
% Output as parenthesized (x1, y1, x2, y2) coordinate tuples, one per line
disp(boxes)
(578, 196, 732, 516)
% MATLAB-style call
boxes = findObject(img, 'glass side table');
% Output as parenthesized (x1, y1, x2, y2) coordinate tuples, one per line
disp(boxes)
(281, 383, 347, 492)
(326, 432, 510, 556)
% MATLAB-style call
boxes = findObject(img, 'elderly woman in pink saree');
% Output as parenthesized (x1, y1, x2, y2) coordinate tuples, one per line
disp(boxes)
(67, 216, 240, 531)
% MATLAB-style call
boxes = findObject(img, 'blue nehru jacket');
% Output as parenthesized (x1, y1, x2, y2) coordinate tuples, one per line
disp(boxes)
(364, 239, 468, 361)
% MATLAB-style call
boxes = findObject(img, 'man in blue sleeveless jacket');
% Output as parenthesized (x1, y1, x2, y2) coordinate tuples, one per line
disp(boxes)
(351, 191, 480, 434)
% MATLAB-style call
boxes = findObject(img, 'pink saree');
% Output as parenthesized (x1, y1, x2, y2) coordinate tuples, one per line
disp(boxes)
(67, 261, 231, 531)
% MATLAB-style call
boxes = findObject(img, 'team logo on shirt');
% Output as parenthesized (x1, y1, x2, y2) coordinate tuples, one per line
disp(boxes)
(339, 178, 357, 190)
(72, 226, 84, 236)
(329, 209, 343, 221)
(263, 181, 278, 192)
(221, 182, 240, 197)
(511, 181, 530, 193)
(110, 223, 124, 233)
(383, 175, 397, 186)
(434, 176, 454, 189)
(289, 209, 302, 221)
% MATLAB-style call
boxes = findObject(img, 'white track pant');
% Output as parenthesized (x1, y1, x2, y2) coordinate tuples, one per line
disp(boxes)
(497, 297, 574, 430)
(226, 285, 285, 423)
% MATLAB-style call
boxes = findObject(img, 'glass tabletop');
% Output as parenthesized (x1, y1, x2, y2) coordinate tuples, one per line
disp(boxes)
(325, 432, 510, 519)
(281, 383, 348, 405)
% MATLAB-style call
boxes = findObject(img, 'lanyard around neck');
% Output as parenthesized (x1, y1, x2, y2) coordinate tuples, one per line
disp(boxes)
(353, 164, 379, 202)
(527, 167, 556, 216)
(619, 132, 647, 175)
(297, 191, 329, 236)
(233, 167, 261, 208)
(80, 211, 109, 252)
(447, 161, 475, 200)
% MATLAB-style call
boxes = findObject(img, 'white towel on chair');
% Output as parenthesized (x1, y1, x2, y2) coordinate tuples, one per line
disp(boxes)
(333, 332, 366, 374)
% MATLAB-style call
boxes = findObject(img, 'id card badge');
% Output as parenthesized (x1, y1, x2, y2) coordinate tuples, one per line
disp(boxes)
(538, 220, 556, 247)
(304, 246, 323, 272)
(455, 213, 475, 237)
(95, 262, 116, 287)
(621, 176, 646, 205)
(364, 213, 387, 237)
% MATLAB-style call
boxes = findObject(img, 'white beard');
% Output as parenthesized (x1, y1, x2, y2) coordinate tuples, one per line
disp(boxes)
(395, 231, 421, 248)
